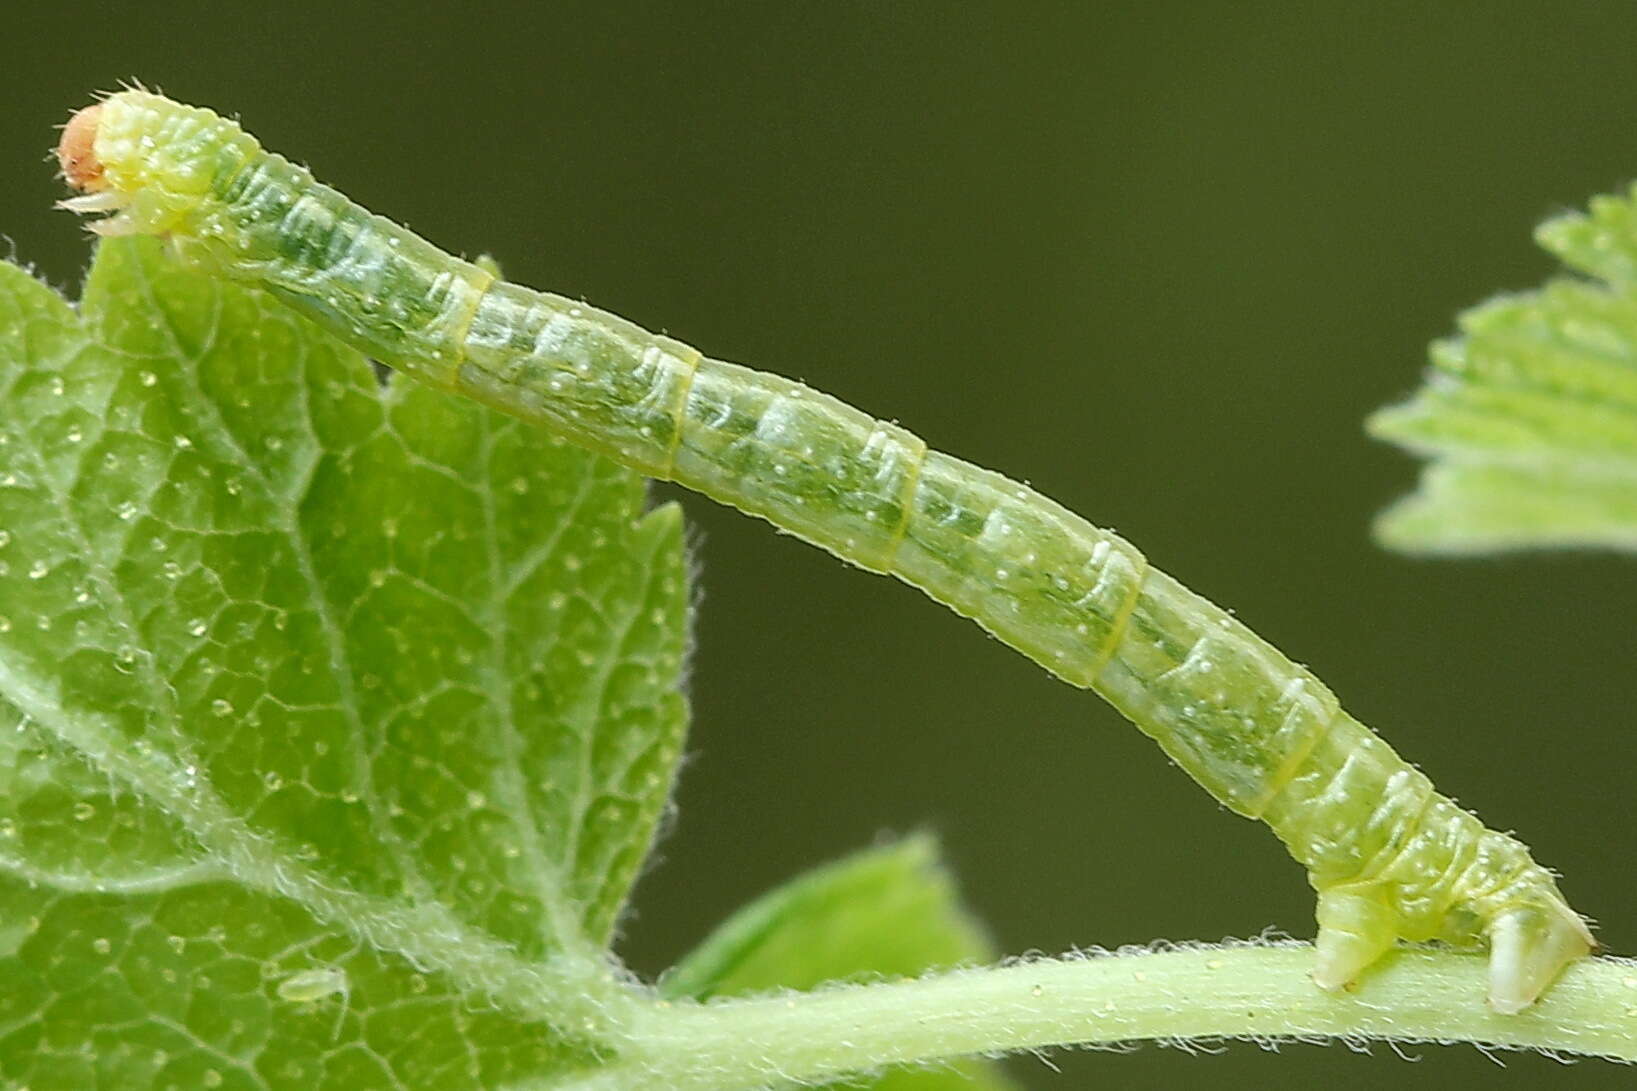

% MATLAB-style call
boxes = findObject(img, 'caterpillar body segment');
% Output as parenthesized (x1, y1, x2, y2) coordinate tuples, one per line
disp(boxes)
(57, 90, 1594, 1011)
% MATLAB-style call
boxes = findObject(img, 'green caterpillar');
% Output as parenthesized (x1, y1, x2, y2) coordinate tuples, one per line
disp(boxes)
(55, 89, 1594, 1012)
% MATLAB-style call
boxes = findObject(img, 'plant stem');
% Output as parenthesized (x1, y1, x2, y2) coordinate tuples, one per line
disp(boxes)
(556, 943, 1637, 1089)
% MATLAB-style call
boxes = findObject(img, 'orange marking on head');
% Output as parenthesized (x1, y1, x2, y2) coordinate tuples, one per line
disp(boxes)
(58, 105, 106, 191)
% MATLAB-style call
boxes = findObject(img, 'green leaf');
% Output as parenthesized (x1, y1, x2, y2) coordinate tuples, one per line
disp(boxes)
(1371, 182, 1637, 553)
(0, 237, 690, 1088)
(664, 835, 1021, 1091)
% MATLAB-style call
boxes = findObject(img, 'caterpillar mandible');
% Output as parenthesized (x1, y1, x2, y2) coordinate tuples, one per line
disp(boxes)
(54, 90, 1594, 1012)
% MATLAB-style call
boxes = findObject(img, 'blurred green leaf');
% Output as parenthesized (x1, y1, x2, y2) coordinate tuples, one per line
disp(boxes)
(0, 237, 690, 1089)
(664, 835, 1020, 1090)
(1371, 183, 1637, 553)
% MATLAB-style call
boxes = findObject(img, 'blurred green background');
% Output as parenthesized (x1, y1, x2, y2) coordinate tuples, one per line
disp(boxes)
(6, 3, 1636, 1086)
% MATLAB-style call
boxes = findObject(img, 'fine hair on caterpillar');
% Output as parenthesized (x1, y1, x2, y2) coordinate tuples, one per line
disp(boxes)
(55, 88, 1597, 1014)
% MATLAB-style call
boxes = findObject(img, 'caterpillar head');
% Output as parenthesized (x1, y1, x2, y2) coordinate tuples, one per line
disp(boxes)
(57, 90, 258, 238)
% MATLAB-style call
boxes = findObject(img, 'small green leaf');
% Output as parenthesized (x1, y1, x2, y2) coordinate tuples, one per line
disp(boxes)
(0, 237, 690, 1088)
(1372, 182, 1637, 553)
(664, 835, 1020, 1090)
